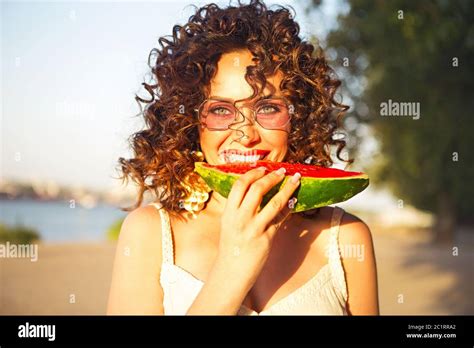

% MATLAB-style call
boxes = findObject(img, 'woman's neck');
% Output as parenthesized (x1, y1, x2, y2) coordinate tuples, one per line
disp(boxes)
(204, 190, 227, 216)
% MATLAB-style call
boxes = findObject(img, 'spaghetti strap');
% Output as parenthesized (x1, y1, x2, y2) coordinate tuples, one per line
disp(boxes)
(327, 206, 348, 302)
(149, 202, 174, 265)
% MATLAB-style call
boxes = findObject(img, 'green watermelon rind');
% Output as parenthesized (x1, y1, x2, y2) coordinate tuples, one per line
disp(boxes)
(194, 162, 369, 213)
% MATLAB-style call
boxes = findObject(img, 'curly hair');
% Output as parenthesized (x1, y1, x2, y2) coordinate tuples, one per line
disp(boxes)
(117, 0, 351, 221)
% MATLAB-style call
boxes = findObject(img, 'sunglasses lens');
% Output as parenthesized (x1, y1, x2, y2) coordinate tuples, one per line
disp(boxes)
(255, 99, 290, 129)
(200, 101, 236, 129)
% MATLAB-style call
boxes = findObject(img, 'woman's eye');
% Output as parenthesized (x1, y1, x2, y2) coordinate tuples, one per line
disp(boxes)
(210, 107, 232, 115)
(258, 105, 280, 114)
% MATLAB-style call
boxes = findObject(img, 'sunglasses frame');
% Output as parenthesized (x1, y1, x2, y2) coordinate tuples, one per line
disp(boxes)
(193, 96, 294, 131)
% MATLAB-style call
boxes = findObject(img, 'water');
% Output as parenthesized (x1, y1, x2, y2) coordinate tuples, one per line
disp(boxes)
(0, 199, 128, 242)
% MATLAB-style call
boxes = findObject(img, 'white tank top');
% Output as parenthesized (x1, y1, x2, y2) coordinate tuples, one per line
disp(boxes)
(149, 202, 348, 315)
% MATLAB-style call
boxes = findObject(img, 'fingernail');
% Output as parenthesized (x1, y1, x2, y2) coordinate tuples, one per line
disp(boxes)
(257, 166, 267, 171)
(290, 172, 301, 184)
(288, 197, 297, 209)
(275, 167, 286, 176)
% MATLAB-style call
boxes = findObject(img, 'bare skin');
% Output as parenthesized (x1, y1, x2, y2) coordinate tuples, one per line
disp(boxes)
(168, 198, 349, 313)
(107, 49, 379, 315)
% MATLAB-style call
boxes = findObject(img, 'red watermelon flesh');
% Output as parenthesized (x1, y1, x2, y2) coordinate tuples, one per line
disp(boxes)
(200, 160, 364, 177)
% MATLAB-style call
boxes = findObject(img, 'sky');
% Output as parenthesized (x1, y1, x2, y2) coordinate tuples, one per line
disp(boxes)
(1, 0, 345, 191)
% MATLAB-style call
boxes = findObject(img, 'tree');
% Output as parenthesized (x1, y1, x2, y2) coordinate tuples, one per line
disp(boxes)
(311, 0, 474, 243)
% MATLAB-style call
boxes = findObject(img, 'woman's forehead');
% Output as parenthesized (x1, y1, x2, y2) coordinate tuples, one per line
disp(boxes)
(209, 50, 284, 101)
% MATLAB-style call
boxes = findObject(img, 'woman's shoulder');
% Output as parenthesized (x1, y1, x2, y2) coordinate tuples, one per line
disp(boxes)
(117, 203, 165, 253)
(122, 203, 164, 229)
(331, 208, 379, 314)
(337, 209, 373, 247)
(107, 203, 165, 314)
(299, 207, 373, 258)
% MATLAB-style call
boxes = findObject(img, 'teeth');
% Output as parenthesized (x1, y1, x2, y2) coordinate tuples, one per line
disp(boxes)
(222, 153, 265, 164)
(219, 153, 226, 163)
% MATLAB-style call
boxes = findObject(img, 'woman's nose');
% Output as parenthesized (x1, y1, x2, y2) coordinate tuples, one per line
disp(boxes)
(231, 108, 261, 144)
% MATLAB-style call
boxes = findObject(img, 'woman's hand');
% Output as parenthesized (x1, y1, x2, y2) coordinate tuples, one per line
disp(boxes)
(186, 166, 300, 314)
(215, 166, 301, 289)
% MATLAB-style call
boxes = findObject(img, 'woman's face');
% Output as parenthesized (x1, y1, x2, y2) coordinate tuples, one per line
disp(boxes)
(198, 49, 290, 165)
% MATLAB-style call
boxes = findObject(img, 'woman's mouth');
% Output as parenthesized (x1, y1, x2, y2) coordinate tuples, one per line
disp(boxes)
(218, 149, 270, 164)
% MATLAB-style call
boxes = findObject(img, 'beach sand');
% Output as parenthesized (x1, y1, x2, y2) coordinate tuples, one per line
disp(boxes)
(0, 228, 472, 315)
(0, 242, 116, 315)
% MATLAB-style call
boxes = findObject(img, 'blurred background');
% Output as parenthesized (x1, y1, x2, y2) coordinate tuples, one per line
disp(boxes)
(1, 0, 472, 315)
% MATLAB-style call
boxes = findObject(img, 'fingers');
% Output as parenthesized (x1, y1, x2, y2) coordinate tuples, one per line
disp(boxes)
(239, 167, 288, 218)
(225, 166, 268, 213)
(253, 172, 301, 235)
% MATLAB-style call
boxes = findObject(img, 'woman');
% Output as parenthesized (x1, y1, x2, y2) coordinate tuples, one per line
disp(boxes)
(107, 0, 379, 315)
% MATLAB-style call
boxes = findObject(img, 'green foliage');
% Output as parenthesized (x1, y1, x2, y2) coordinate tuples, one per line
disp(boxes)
(321, 0, 474, 222)
(107, 218, 125, 241)
(0, 222, 41, 244)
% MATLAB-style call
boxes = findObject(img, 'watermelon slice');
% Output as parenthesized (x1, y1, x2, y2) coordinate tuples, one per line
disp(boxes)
(194, 160, 369, 213)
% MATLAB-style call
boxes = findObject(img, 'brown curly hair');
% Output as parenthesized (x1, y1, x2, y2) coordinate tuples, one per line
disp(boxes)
(117, 0, 351, 221)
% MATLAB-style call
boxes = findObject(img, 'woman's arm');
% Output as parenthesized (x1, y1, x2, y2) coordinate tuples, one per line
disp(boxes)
(339, 213, 380, 315)
(107, 206, 164, 315)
